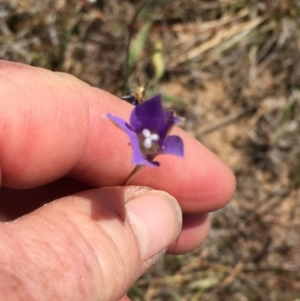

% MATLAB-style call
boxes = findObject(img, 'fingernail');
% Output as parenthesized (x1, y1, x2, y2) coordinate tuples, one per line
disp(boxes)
(125, 190, 182, 260)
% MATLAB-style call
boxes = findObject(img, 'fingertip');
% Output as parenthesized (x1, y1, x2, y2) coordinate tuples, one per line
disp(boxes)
(167, 214, 210, 254)
(177, 137, 236, 213)
(126, 190, 182, 260)
(118, 295, 132, 301)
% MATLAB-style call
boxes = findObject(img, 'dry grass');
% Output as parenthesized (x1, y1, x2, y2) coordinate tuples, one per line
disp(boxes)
(1, 0, 300, 300)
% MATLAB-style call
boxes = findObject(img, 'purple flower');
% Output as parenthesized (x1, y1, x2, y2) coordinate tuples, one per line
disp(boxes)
(107, 94, 184, 167)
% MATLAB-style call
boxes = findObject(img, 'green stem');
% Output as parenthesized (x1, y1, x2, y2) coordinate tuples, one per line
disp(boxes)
(124, 165, 144, 185)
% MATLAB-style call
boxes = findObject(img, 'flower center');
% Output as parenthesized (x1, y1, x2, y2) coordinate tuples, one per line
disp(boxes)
(142, 129, 160, 149)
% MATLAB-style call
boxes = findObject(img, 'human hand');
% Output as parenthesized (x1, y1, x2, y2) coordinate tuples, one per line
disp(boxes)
(0, 61, 235, 301)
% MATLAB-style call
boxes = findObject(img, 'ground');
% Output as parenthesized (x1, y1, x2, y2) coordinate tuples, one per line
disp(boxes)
(1, 1, 300, 300)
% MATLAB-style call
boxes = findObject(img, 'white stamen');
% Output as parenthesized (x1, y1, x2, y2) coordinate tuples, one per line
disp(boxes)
(142, 129, 159, 149)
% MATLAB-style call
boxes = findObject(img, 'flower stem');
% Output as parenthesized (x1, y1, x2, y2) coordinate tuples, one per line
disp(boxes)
(124, 165, 144, 185)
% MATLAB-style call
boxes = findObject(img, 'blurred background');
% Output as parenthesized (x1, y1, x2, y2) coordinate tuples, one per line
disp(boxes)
(1, 0, 300, 300)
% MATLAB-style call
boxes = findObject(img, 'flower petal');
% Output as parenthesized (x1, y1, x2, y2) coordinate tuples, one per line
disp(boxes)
(130, 94, 167, 134)
(132, 150, 160, 167)
(160, 135, 184, 157)
(106, 113, 132, 133)
(158, 110, 182, 146)
(106, 114, 159, 167)
(165, 110, 182, 126)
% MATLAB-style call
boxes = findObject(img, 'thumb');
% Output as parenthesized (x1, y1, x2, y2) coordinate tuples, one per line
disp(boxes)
(0, 186, 182, 301)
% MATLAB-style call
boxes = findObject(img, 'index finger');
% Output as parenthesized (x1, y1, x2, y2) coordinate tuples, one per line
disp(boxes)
(0, 61, 235, 213)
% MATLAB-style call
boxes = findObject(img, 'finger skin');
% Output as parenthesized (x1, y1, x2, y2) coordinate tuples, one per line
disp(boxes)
(168, 214, 210, 254)
(0, 184, 212, 255)
(0, 60, 235, 214)
(118, 296, 131, 301)
(0, 187, 181, 301)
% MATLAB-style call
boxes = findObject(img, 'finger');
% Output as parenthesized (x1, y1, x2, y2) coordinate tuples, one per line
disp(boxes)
(0, 183, 210, 255)
(168, 214, 210, 254)
(118, 296, 131, 301)
(0, 187, 182, 301)
(0, 61, 235, 213)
